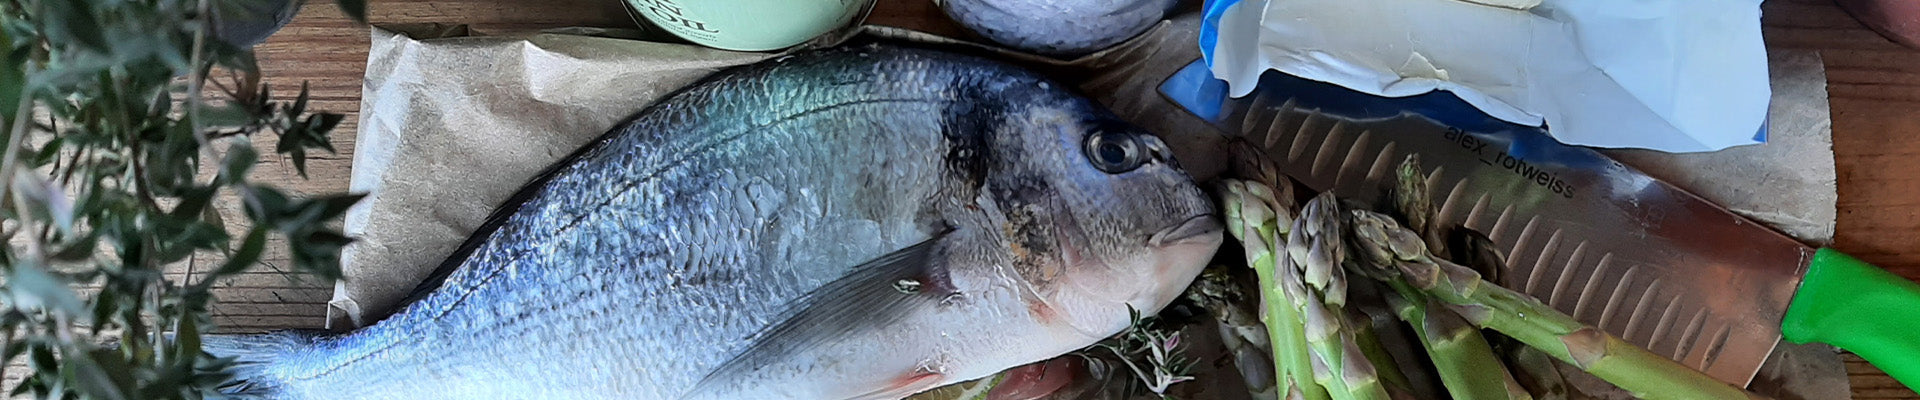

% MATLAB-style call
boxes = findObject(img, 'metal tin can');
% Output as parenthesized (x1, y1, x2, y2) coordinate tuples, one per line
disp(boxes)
(626, 0, 875, 51)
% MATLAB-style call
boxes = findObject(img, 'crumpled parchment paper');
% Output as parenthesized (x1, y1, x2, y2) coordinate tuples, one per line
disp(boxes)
(1599, 49, 1839, 247)
(340, 14, 1845, 399)
(338, 23, 774, 327)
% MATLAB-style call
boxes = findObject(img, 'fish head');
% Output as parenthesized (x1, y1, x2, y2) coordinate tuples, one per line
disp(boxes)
(969, 84, 1222, 338)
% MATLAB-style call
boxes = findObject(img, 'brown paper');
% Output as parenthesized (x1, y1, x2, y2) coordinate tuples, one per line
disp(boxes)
(338, 24, 773, 327)
(341, 14, 1845, 398)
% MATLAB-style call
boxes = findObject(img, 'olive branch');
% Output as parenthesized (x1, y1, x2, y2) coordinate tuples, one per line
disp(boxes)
(1, 0, 368, 398)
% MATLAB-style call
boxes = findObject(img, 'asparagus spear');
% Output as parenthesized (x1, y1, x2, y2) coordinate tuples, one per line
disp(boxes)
(1504, 345, 1584, 400)
(1381, 155, 1531, 400)
(1344, 305, 1415, 396)
(1288, 194, 1391, 400)
(1447, 226, 1506, 286)
(1187, 266, 1281, 399)
(1388, 154, 1445, 258)
(1384, 288, 1534, 400)
(1344, 278, 1447, 399)
(1450, 226, 1590, 400)
(1346, 210, 1766, 400)
(1223, 180, 1328, 400)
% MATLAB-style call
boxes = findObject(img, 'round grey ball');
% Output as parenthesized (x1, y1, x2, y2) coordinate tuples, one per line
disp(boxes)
(939, 0, 1176, 57)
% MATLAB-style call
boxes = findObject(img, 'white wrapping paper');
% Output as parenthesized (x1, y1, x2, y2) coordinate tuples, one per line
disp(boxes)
(1203, 0, 1771, 152)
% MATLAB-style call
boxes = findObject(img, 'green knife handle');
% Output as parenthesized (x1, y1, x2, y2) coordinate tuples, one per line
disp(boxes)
(1781, 248, 1920, 394)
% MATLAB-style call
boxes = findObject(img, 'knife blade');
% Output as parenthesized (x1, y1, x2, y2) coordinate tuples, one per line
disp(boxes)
(1158, 61, 1920, 392)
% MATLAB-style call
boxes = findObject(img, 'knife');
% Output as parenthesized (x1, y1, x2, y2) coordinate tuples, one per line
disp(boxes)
(1157, 61, 1920, 392)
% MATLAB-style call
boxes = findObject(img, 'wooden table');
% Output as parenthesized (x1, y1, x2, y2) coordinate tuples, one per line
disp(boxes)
(233, 0, 1919, 397)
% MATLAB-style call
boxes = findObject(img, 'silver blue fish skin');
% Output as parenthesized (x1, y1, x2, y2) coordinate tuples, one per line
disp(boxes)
(205, 44, 1222, 400)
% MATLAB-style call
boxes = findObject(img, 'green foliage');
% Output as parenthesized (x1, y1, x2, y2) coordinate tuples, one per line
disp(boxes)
(0, 0, 368, 398)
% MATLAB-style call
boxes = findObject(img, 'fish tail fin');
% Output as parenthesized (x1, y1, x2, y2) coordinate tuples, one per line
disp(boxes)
(202, 329, 325, 398)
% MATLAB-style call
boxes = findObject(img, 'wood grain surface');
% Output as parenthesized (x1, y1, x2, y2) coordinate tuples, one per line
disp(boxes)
(201, 0, 1917, 398)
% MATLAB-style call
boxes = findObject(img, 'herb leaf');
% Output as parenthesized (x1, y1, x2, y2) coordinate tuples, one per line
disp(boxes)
(2, 0, 370, 397)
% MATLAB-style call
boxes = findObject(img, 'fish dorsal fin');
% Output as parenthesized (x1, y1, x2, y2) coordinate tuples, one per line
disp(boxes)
(684, 232, 954, 399)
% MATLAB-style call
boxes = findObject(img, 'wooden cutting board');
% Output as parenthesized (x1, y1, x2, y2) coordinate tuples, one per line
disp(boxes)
(208, 0, 1918, 397)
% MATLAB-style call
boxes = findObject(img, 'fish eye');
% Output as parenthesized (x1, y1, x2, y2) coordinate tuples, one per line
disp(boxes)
(1084, 126, 1146, 174)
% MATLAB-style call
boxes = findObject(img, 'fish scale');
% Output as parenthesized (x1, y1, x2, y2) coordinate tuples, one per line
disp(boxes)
(308, 93, 949, 399)
(205, 45, 1223, 400)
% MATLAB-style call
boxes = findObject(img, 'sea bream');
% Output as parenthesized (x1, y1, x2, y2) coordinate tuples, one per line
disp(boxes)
(206, 44, 1223, 400)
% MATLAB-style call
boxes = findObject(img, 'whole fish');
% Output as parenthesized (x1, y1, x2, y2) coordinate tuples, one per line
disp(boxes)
(206, 44, 1223, 400)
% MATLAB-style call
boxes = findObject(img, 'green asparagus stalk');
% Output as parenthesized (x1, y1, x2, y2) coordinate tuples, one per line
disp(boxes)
(1505, 344, 1583, 400)
(1382, 155, 1531, 400)
(1345, 271, 1456, 400)
(1230, 140, 1290, 191)
(1385, 287, 1534, 400)
(1388, 155, 1445, 257)
(1451, 226, 1585, 400)
(1345, 306, 1415, 396)
(1447, 226, 1507, 286)
(1223, 180, 1328, 400)
(1187, 266, 1281, 399)
(1288, 194, 1391, 400)
(1346, 210, 1766, 400)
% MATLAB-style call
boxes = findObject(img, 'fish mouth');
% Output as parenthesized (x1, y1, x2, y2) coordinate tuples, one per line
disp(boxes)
(1147, 214, 1225, 247)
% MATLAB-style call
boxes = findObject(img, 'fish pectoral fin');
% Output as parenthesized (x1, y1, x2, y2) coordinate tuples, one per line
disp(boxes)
(686, 233, 954, 398)
(846, 371, 946, 400)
